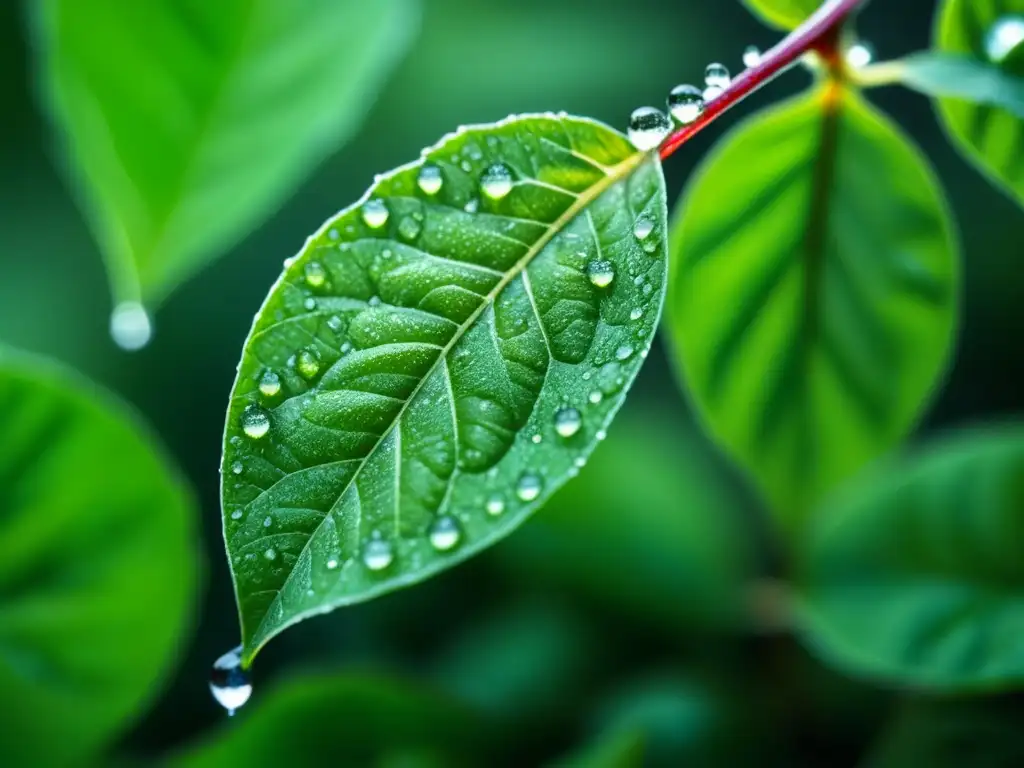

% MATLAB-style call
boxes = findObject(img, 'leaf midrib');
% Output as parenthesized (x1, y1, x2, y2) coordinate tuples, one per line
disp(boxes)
(244, 147, 649, 657)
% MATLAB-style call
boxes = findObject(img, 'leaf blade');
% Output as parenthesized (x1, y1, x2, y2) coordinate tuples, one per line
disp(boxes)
(222, 114, 667, 661)
(741, 0, 820, 30)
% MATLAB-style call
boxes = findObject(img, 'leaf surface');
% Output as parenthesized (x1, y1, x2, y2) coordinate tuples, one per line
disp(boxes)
(896, 52, 1024, 118)
(797, 426, 1024, 690)
(33, 0, 418, 306)
(935, 0, 1024, 205)
(741, 0, 819, 30)
(666, 89, 957, 522)
(0, 349, 199, 765)
(222, 113, 667, 661)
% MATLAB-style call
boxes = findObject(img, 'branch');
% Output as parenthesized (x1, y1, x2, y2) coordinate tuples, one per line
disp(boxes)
(659, 0, 869, 160)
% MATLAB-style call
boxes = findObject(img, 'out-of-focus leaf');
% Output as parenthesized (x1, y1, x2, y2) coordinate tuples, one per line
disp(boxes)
(893, 53, 1024, 118)
(667, 89, 957, 525)
(222, 113, 667, 663)
(0, 348, 199, 765)
(935, 0, 1024, 205)
(550, 729, 646, 768)
(493, 410, 754, 632)
(173, 674, 482, 767)
(32, 0, 419, 308)
(797, 426, 1024, 691)
(741, 0, 819, 30)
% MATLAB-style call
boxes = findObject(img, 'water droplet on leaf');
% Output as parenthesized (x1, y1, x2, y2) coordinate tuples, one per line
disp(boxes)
(633, 216, 654, 242)
(480, 163, 514, 200)
(429, 516, 461, 551)
(362, 199, 389, 229)
(304, 261, 327, 288)
(417, 164, 443, 195)
(554, 406, 582, 438)
(587, 260, 616, 288)
(296, 348, 320, 379)
(485, 496, 505, 516)
(363, 539, 394, 571)
(516, 472, 543, 502)
(397, 216, 422, 241)
(258, 370, 281, 397)
(241, 404, 270, 440)
(627, 107, 672, 151)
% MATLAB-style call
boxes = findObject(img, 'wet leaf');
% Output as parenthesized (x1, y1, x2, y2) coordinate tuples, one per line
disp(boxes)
(222, 113, 667, 662)
(0, 349, 199, 765)
(666, 89, 957, 524)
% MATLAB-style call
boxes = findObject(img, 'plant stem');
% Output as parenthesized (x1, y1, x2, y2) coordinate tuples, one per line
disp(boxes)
(659, 0, 870, 160)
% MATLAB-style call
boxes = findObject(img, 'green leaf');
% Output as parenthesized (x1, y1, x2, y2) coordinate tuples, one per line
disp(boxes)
(0, 349, 199, 765)
(935, 0, 1024, 205)
(222, 113, 667, 662)
(741, 0, 819, 30)
(666, 88, 958, 523)
(796, 426, 1024, 691)
(173, 673, 482, 767)
(549, 730, 646, 768)
(493, 409, 755, 631)
(893, 53, 1024, 118)
(33, 0, 418, 308)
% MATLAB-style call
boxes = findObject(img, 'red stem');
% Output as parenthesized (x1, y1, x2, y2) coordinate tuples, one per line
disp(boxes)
(658, 0, 868, 159)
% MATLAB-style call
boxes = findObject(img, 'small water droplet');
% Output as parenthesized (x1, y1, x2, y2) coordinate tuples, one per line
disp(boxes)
(327, 558, 339, 570)
(241, 404, 270, 440)
(231, 461, 243, 475)
(368, 296, 382, 307)
(262, 516, 272, 528)
(230, 509, 243, 520)
(429, 516, 462, 551)
(258, 370, 281, 397)
(328, 228, 339, 240)
(587, 260, 616, 288)
(703, 85, 724, 101)
(582, 371, 592, 381)
(596, 429, 607, 441)
(627, 107, 672, 151)
(516, 472, 543, 502)
(304, 297, 317, 311)
(554, 406, 582, 438)
(110, 301, 152, 351)
(633, 216, 655, 242)
(363, 539, 394, 571)
(464, 198, 479, 213)
(327, 315, 343, 332)
(531, 433, 543, 444)
(304, 261, 327, 288)
(846, 42, 874, 69)
(397, 216, 422, 241)
(264, 547, 277, 560)
(589, 390, 603, 405)
(209, 646, 252, 716)
(705, 62, 731, 89)
(667, 84, 704, 124)
(362, 199, 389, 229)
(296, 348, 320, 379)
(743, 45, 762, 68)
(480, 163, 514, 200)
(986, 15, 1024, 63)
(630, 307, 644, 321)
(574, 456, 587, 469)
(485, 496, 505, 516)
(615, 345, 634, 361)
(417, 164, 443, 195)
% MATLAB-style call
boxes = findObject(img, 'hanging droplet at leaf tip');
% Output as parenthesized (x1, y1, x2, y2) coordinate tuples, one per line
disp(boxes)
(110, 301, 152, 351)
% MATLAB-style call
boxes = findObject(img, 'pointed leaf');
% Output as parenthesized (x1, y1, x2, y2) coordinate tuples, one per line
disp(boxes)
(797, 426, 1024, 691)
(666, 90, 958, 524)
(221, 114, 667, 661)
(0, 349, 199, 765)
(33, 0, 418, 307)
(934, 0, 1024, 205)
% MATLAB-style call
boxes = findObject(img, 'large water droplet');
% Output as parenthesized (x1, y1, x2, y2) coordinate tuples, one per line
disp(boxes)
(480, 163, 514, 200)
(296, 348, 320, 379)
(633, 216, 655, 242)
(363, 539, 394, 571)
(743, 45, 762, 68)
(304, 261, 327, 288)
(667, 84, 704, 124)
(258, 369, 281, 397)
(627, 107, 672, 151)
(417, 164, 443, 195)
(587, 260, 616, 288)
(516, 472, 543, 502)
(110, 301, 152, 351)
(429, 516, 461, 551)
(241, 404, 270, 440)
(485, 496, 505, 516)
(209, 646, 252, 716)
(705, 63, 731, 89)
(554, 406, 582, 438)
(362, 199, 389, 229)
(985, 16, 1024, 63)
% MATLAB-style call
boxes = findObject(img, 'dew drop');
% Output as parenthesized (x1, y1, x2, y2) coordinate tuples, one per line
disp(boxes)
(667, 84, 704, 124)
(363, 539, 394, 571)
(986, 15, 1024, 63)
(846, 43, 873, 69)
(627, 107, 672, 151)
(327, 558, 339, 570)
(258, 370, 281, 397)
(516, 473, 543, 502)
(587, 260, 616, 288)
(597, 429, 607, 441)
(531, 433, 543, 444)
(327, 315, 343, 332)
(110, 301, 152, 351)
(615, 345, 634, 361)
(554, 406, 582, 438)
(705, 62, 731, 89)
(241, 404, 270, 440)
(304, 261, 327, 288)
(304, 297, 317, 311)
(231, 461, 243, 475)
(362, 198, 389, 229)
(263, 516, 272, 528)
(480, 163, 514, 200)
(633, 216, 655, 242)
(464, 198, 479, 213)
(209, 646, 252, 716)
(743, 45, 762, 68)
(429, 516, 462, 551)
(328, 228, 339, 240)
(630, 307, 644, 321)
(417, 164, 443, 195)
(589, 390, 603, 405)
(485, 496, 505, 516)
(703, 85, 724, 101)
(230, 509, 243, 520)
(397, 216, 422, 241)
(264, 547, 277, 561)
(296, 348, 320, 379)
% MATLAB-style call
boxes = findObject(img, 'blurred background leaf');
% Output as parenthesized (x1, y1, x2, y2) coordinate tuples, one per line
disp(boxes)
(797, 425, 1024, 691)
(666, 88, 957, 527)
(934, 0, 1024, 206)
(0, 348, 200, 766)
(888, 52, 1024, 117)
(741, 0, 818, 30)
(32, 0, 418, 312)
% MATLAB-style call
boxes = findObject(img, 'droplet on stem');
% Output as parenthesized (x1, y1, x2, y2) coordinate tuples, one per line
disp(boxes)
(627, 107, 672, 151)
(704, 62, 731, 89)
(667, 84, 704, 125)
(110, 301, 152, 351)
